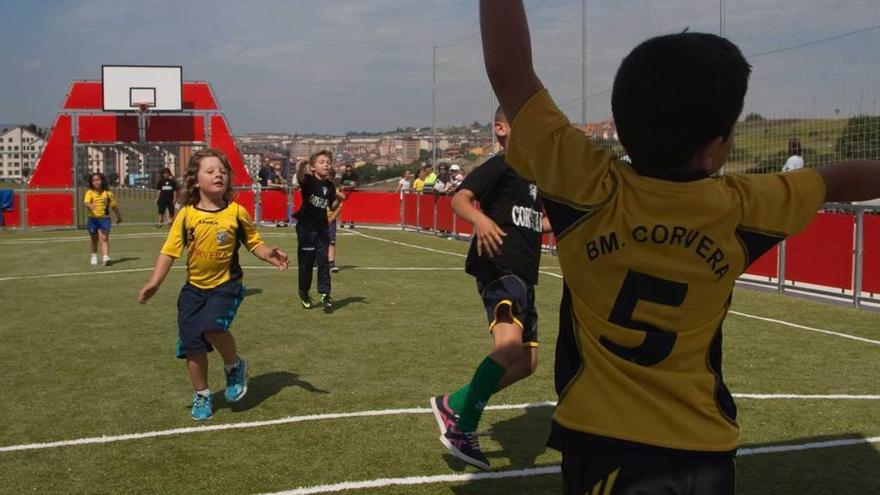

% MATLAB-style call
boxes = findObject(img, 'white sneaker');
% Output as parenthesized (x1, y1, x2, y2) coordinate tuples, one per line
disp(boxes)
(102, 255, 111, 266)
(90, 254, 98, 266)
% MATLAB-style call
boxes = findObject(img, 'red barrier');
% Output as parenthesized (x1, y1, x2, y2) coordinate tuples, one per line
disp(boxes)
(436, 195, 454, 232)
(403, 193, 418, 227)
(2, 192, 20, 227)
(418, 194, 435, 230)
(26, 193, 74, 227)
(745, 245, 779, 278)
(234, 190, 256, 219)
(260, 188, 289, 223)
(785, 212, 854, 290)
(338, 191, 400, 224)
(863, 214, 880, 294)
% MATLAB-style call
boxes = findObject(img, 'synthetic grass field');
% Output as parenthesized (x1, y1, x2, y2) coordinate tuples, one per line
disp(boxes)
(1, 226, 878, 494)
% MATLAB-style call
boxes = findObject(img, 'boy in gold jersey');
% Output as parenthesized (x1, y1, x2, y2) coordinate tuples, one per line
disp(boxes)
(480, 1, 880, 493)
(138, 149, 288, 421)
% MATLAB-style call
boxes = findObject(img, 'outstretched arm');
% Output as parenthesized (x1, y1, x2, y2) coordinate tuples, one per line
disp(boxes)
(253, 243, 289, 270)
(818, 160, 880, 202)
(481, 0, 544, 123)
(138, 253, 175, 303)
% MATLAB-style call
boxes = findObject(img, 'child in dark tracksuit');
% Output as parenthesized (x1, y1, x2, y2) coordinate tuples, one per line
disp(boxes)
(294, 151, 345, 309)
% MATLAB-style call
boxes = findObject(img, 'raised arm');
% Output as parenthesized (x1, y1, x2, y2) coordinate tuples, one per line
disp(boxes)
(480, 0, 544, 122)
(818, 160, 880, 202)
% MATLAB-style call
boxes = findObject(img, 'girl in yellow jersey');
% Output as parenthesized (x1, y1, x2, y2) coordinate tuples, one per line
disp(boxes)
(138, 149, 289, 421)
(83, 172, 122, 266)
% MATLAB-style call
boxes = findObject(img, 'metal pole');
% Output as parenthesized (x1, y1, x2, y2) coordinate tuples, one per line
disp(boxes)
(581, 0, 587, 127)
(432, 45, 438, 168)
(719, 0, 725, 37)
(853, 210, 864, 308)
(777, 240, 786, 293)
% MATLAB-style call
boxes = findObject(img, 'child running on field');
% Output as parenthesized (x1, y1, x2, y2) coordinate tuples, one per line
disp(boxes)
(84, 172, 122, 266)
(294, 151, 346, 309)
(480, 1, 880, 492)
(431, 106, 551, 470)
(138, 148, 288, 421)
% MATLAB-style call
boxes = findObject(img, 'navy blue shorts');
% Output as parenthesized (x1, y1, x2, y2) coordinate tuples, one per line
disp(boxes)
(157, 201, 174, 216)
(327, 220, 337, 245)
(175, 280, 244, 359)
(86, 217, 111, 235)
(477, 272, 538, 346)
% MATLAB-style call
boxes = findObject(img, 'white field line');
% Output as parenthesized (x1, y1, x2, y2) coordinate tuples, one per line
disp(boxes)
(2, 396, 877, 454)
(729, 311, 880, 346)
(353, 230, 563, 280)
(262, 436, 880, 495)
(0, 266, 462, 282)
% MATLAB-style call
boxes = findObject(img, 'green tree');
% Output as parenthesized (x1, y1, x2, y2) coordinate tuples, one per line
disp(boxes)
(835, 115, 880, 160)
(744, 112, 765, 123)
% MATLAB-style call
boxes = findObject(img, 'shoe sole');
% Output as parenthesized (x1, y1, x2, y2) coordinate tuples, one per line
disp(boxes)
(191, 412, 213, 421)
(429, 396, 451, 436)
(438, 434, 490, 471)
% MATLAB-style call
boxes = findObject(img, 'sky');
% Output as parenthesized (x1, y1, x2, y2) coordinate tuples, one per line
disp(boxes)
(1, 0, 878, 134)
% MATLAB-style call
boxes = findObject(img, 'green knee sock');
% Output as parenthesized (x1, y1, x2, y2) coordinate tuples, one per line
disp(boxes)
(454, 357, 506, 432)
(448, 384, 470, 413)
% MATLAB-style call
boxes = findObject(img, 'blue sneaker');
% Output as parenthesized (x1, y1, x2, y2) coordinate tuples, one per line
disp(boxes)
(191, 393, 213, 421)
(224, 358, 248, 402)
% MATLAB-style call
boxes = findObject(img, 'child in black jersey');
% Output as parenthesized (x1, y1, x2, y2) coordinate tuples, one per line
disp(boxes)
(430, 106, 551, 470)
(294, 151, 345, 309)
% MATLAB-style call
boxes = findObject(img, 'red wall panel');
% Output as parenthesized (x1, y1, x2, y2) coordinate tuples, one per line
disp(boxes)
(234, 190, 255, 219)
(78, 115, 138, 143)
(744, 245, 779, 278)
(338, 191, 401, 224)
(26, 193, 74, 227)
(435, 195, 454, 231)
(862, 214, 880, 294)
(403, 193, 418, 226)
(209, 116, 252, 185)
(260, 189, 290, 223)
(785, 212, 854, 290)
(29, 115, 73, 188)
(63, 81, 218, 110)
(182, 83, 218, 110)
(418, 194, 435, 230)
(146, 116, 205, 142)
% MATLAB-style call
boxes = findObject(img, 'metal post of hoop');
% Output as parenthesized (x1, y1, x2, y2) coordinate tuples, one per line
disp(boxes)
(134, 102, 154, 143)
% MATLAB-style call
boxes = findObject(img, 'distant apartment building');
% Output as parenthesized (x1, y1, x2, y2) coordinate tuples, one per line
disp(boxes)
(0, 126, 44, 180)
(401, 138, 420, 163)
(290, 138, 344, 160)
(243, 152, 263, 179)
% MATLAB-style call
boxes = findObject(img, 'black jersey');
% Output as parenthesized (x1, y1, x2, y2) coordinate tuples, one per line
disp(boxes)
(156, 177, 177, 203)
(462, 155, 544, 285)
(295, 174, 336, 228)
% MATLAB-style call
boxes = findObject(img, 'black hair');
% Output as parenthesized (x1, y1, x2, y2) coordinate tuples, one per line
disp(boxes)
(788, 137, 802, 156)
(611, 32, 751, 175)
(87, 172, 109, 191)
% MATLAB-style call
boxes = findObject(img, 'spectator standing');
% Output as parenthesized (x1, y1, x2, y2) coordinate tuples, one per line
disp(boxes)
(781, 137, 805, 172)
(339, 164, 360, 228)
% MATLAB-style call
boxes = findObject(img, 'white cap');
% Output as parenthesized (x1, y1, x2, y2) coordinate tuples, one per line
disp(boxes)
(450, 164, 461, 171)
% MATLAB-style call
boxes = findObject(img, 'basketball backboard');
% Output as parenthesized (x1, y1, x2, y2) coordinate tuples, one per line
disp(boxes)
(102, 65, 182, 112)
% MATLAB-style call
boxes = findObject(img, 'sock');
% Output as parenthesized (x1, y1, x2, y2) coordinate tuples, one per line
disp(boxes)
(196, 388, 211, 398)
(225, 358, 240, 372)
(447, 384, 470, 413)
(454, 357, 506, 432)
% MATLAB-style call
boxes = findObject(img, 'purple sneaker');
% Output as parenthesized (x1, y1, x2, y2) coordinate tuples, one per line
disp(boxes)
(430, 394, 458, 436)
(440, 427, 490, 470)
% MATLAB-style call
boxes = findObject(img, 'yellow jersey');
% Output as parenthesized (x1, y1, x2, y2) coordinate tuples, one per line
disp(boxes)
(160, 202, 265, 289)
(84, 189, 117, 218)
(507, 90, 826, 453)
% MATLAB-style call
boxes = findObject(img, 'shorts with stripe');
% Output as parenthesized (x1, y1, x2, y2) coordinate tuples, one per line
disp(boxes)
(175, 280, 244, 359)
(476, 272, 538, 346)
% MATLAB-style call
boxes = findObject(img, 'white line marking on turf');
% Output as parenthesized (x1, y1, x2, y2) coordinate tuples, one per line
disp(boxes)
(729, 311, 880, 346)
(2, 396, 877, 454)
(0, 266, 464, 282)
(262, 436, 880, 495)
(261, 466, 562, 495)
(266, 437, 880, 494)
(354, 231, 563, 279)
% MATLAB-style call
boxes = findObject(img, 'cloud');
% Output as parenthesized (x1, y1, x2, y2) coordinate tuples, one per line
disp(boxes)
(23, 60, 42, 71)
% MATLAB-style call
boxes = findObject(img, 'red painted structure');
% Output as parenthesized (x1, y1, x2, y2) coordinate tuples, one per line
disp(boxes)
(26, 80, 250, 227)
